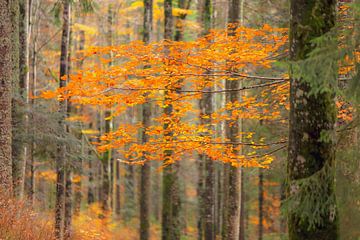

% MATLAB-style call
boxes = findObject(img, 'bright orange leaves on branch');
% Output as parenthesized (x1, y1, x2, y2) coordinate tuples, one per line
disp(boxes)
(42, 25, 290, 167)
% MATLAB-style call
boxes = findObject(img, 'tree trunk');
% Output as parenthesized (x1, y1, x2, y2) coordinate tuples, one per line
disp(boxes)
(11, 0, 24, 199)
(0, 0, 14, 195)
(55, 0, 71, 238)
(288, 0, 338, 239)
(63, 19, 73, 239)
(140, 0, 153, 238)
(124, 107, 136, 222)
(222, 0, 241, 239)
(87, 123, 95, 205)
(200, 0, 215, 239)
(25, 8, 37, 203)
(162, 1, 182, 239)
(258, 168, 264, 240)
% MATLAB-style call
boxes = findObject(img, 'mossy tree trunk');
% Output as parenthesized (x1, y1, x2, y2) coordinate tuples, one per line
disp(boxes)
(162, 0, 181, 239)
(288, 0, 338, 239)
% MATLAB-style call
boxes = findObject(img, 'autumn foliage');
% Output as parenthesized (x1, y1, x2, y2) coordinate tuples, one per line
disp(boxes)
(41, 24, 289, 168)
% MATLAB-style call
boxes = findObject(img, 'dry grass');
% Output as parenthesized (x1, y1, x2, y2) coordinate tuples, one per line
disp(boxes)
(0, 194, 55, 240)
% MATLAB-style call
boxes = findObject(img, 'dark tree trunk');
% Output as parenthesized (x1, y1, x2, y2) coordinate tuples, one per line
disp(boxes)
(55, 0, 71, 238)
(288, 0, 338, 239)
(63, 20, 73, 239)
(258, 168, 264, 240)
(87, 122, 95, 205)
(140, 0, 153, 239)
(162, 1, 182, 239)
(0, 0, 14, 195)
(11, 0, 23, 199)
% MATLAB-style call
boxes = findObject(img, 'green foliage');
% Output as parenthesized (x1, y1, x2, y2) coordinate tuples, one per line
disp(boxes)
(291, 2, 360, 102)
(283, 163, 337, 231)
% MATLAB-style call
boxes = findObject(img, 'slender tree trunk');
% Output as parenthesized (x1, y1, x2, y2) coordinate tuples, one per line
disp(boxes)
(124, 107, 136, 221)
(55, 0, 71, 238)
(288, 0, 338, 239)
(73, 28, 85, 215)
(25, 10, 37, 203)
(258, 168, 264, 240)
(115, 156, 121, 215)
(100, 5, 115, 212)
(63, 20, 73, 239)
(11, 0, 23, 199)
(0, 0, 14, 195)
(64, 167, 72, 239)
(140, 0, 153, 238)
(222, 0, 241, 239)
(87, 124, 95, 205)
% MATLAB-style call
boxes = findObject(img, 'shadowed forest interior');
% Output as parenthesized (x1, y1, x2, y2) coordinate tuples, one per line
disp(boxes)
(0, 0, 359, 239)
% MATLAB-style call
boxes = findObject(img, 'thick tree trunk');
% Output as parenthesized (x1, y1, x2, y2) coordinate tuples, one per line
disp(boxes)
(288, 0, 338, 239)
(0, 0, 14, 194)
(162, 1, 182, 239)
(55, 0, 71, 238)
(140, 0, 153, 239)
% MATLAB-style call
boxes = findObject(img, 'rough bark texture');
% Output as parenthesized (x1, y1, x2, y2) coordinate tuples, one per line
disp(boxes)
(288, 0, 338, 239)
(0, 0, 14, 194)
(140, 0, 152, 238)
(222, 0, 241, 239)
(55, 0, 71, 238)
(200, 0, 215, 239)
(162, 1, 181, 238)
(11, 0, 23, 199)
(63, 20, 73, 239)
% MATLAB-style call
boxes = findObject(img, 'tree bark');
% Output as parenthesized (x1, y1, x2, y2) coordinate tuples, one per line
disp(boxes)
(258, 168, 264, 240)
(0, 0, 14, 195)
(200, 0, 215, 239)
(222, 0, 241, 239)
(162, 1, 182, 239)
(11, 0, 24, 199)
(288, 0, 338, 239)
(63, 19, 73, 240)
(140, 0, 153, 238)
(55, 0, 71, 238)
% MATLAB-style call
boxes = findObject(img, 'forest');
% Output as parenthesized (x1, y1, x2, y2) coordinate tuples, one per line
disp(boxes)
(0, 0, 359, 239)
